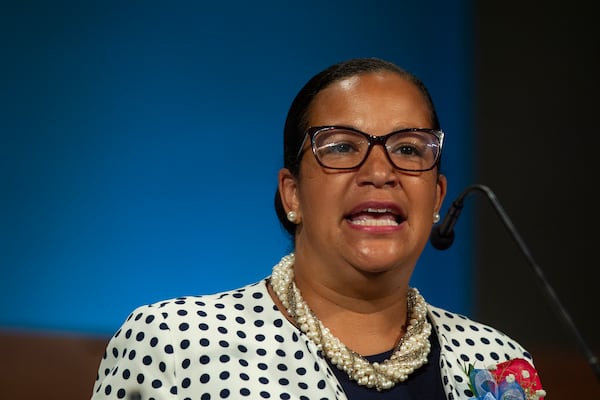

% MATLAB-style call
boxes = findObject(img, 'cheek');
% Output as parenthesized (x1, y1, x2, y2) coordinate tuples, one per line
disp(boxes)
(408, 177, 440, 212)
(297, 168, 349, 215)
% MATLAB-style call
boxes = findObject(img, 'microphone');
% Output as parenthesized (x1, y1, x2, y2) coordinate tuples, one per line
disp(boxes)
(429, 187, 473, 250)
(430, 183, 600, 382)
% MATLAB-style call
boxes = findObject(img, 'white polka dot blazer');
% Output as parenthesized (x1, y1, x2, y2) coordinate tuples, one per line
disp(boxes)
(91, 279, 534, 400)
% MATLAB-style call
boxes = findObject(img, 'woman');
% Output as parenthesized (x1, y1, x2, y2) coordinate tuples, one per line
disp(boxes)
(91, 58, 542, 400)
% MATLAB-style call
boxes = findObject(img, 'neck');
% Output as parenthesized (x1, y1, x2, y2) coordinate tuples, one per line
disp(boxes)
(295, 276, 408, 354)
(267, 253, 432, 391)
(292, 251, 413, 311)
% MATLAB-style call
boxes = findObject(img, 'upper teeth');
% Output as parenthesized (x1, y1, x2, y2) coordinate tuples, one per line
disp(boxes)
(365, 208, 391, 213)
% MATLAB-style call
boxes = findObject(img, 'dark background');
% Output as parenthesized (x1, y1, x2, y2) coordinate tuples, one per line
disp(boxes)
(473, 1, 600, 392)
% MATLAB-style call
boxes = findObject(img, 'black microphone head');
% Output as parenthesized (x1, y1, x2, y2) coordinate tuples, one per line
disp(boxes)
(429, 225, 455, 250)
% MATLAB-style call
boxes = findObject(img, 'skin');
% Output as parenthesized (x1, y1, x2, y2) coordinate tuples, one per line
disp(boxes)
(274, 71, 447, 355)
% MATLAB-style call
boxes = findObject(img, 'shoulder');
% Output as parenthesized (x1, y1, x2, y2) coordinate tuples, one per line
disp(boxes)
(123, 279, 271, 324)
(143, 279, 269, 308)
(105, 279, 272, 344)
(100, 279, 274, 362)
(427, 303, 532, 362)
(427, 304, 507, 339)
(427, 304, 535, 400)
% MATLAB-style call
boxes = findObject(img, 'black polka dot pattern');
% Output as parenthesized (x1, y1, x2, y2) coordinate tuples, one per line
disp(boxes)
(91, 280, 534, 400)
(428, 306, 534, 399)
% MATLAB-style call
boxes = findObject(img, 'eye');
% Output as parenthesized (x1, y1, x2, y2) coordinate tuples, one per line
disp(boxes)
(389, 142, 426, 158)
(314, 130, 366, 156)
(387, 133, 431, 159)
(319, 141, 359, 154)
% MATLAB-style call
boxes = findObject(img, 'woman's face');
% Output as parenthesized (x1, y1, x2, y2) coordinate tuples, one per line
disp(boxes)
(280, 71, 446, 275)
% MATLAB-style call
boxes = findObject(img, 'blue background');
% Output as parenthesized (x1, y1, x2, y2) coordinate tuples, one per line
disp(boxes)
(1, 1, 472, 335)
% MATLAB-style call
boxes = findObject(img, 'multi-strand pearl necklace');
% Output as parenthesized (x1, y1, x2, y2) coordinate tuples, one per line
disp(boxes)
(269, 253, 432, 391)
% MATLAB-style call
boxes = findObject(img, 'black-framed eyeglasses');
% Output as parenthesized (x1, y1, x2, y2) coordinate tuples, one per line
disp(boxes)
(297, 126, 444, 172)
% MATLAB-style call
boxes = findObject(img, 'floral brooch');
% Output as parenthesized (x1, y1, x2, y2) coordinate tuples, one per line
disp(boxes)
(465, 358, 546, 400)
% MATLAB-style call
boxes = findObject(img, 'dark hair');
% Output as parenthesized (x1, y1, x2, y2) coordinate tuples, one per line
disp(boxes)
(274, 57, 442, 237)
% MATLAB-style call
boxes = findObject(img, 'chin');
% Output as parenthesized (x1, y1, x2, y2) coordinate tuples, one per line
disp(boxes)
(352, 247, 407, 271)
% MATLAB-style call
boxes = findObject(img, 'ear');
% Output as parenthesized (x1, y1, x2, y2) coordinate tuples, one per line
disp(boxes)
(278, 168, 300, 217)
(434, 174, 448, 214)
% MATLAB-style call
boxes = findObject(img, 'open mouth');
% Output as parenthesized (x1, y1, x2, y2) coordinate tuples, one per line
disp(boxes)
(346, 207, 404, 227)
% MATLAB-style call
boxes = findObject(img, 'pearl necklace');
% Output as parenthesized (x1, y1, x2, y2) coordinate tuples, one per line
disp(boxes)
(269, 253, 432, 391)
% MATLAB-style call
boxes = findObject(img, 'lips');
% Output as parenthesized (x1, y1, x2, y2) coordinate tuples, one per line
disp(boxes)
(345, 203, 405, 227)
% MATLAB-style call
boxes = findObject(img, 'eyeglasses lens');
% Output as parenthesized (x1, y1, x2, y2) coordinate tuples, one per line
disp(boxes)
(313, 128, 440, 171)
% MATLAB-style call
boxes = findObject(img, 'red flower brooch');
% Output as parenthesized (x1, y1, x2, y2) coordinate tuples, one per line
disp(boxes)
(466, 358, 546, 400)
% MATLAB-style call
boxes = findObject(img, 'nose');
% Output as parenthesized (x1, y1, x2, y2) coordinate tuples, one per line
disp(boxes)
(355, 144, 397, 187)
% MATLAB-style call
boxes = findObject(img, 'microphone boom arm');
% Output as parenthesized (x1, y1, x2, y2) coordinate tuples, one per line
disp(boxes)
(446, 183, 600, 381)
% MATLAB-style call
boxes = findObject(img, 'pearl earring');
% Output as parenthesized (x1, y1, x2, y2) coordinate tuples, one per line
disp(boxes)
(287, 211, 297, 223)
(433, 212, 441, 224)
